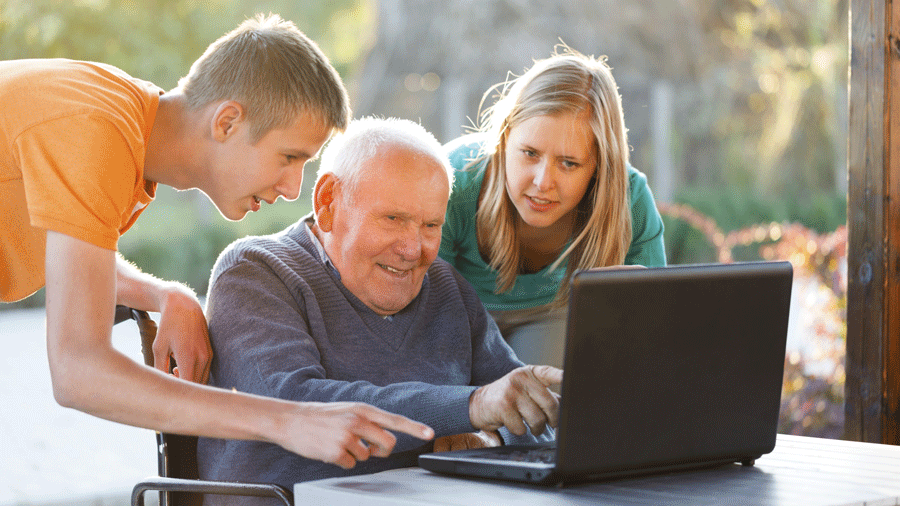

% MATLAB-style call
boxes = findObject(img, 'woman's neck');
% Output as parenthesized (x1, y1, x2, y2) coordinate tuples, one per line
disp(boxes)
(517, 212, 575, 273)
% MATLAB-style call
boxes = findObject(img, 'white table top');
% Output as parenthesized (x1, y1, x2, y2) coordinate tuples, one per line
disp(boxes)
(294, 434, 900, 506)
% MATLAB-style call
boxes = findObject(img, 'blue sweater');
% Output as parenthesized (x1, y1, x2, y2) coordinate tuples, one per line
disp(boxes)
(197, 215, 546, 503)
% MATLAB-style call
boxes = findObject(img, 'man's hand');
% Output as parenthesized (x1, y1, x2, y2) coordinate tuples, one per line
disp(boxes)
(153, 285, 212, 383)
(433, 430, 502, 452)
(469, 365, 563, 436)
(113, 255, 212, 383)
(277, 402, 435, 469)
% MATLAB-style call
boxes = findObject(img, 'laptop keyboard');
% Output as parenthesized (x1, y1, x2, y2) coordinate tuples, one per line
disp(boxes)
(473, 446, 556, 464)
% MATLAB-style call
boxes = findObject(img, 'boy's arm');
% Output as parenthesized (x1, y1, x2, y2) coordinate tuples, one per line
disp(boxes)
(113, 254, 211, 383)
(43, 230, 432, 469)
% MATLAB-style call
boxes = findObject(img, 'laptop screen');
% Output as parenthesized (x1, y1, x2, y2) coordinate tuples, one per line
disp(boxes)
(555, 261, 793, 477)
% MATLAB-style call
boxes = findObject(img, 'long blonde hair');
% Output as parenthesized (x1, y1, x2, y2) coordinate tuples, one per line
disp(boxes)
(474, 46, 632, 306)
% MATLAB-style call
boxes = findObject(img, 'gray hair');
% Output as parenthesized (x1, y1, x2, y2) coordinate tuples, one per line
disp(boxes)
(316, 116, 453, 204)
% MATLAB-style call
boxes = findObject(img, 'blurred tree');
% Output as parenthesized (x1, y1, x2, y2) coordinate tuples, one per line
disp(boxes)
(0, 0, 370, 88)
(353, 0, 847, 200)
(670, 0, 849, 196)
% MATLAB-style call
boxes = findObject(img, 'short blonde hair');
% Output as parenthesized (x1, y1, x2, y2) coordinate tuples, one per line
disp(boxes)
(317, 116, 453, 205)
(177, 13, 350, 142)
(474, 45, 632, 306)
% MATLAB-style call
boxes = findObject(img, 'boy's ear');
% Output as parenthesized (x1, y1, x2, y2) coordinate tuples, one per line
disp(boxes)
(211, 101, 245, 142)
(314, 174, 338, 232)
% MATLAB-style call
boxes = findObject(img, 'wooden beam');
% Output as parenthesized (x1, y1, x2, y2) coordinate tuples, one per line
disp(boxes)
(886, 0, 900, 446)
(847, 0, 884, 443)
(847, 0, 900, 445)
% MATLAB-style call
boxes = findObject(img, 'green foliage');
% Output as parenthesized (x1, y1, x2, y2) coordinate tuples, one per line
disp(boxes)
(663, 185, 846, 266)
(0, 0, 371, 88)
(693, 186, 846, 232)
(663, 217, 718, 265)
(667, 0, 848, 197)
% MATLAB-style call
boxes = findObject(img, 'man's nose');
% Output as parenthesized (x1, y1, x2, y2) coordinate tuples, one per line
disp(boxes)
(275, 165, 304, 202)
(394, 225, 423, 260)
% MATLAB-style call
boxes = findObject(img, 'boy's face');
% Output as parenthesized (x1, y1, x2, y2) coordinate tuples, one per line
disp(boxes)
(207, 109, 332, 221)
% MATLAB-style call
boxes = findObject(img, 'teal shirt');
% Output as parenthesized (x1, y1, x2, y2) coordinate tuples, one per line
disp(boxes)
(439, 135, 666, 311)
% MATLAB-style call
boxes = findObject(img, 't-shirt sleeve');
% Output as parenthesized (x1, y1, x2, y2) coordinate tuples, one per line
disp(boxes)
(625, 168, 667, 267)
(15, 115, 139, 251)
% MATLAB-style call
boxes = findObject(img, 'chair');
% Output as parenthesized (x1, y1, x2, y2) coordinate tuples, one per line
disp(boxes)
(114, 305, 292, 506)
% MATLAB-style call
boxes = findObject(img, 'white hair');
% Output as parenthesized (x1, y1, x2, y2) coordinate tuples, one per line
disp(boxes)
(316, 116, 453, 203)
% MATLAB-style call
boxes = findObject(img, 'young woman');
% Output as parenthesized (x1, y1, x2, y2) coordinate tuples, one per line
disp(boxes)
(439, 47, 666, 369)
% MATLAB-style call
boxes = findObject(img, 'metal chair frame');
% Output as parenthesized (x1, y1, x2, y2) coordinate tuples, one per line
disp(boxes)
(114, 306, 292, 506)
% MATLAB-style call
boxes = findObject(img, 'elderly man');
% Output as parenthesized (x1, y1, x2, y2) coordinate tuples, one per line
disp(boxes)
(197, 117, 562, 501)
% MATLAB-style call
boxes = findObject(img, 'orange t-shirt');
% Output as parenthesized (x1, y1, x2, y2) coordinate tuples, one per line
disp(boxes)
(0, 59, 162, 302)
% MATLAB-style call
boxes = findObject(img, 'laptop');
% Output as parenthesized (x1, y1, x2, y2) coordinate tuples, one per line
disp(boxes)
(419, 261, 793, 485)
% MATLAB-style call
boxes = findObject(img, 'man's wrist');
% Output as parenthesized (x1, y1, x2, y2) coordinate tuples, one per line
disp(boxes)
(468, 386, 484, 430)
(158, 282, 200, 312)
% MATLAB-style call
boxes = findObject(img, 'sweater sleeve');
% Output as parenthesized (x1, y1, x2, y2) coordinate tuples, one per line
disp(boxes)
(206, 253, 479, 453)
(625, 167, 667, 267)
(454, 267, 555, 445)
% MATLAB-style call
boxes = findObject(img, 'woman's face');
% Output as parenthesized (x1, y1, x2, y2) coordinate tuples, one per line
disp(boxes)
(504, 111, 597, 233)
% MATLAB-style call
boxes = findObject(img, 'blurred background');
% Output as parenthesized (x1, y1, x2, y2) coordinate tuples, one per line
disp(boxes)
(1, 0, 847, 440)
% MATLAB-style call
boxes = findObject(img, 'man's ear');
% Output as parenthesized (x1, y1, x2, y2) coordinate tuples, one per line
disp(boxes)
(211, 101, 245, 142)
(314, 174, 338, 232)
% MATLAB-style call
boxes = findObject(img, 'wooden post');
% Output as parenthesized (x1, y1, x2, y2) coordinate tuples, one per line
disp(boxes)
(886, 0, 900, 446)
(847, 0, 900, 445)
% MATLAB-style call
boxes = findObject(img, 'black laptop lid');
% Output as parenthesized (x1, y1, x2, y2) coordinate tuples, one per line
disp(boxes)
(555, 261, 793, 478)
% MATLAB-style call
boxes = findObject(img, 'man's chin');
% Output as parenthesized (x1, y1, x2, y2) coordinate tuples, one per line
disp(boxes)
(221, 211, 246, 222)
(215, 204, 248, 222)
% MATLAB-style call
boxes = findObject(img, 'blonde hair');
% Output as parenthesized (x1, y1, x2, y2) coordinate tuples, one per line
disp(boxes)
(177, 13, 350, 142)
(474, 45, 632, 306)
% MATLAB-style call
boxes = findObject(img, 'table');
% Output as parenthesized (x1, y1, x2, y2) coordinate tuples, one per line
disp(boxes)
(294, 434, 900, 505)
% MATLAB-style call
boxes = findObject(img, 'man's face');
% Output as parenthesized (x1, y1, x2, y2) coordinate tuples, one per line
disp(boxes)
(208, 109, 332, 221)
(323, 145, 449, 315)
